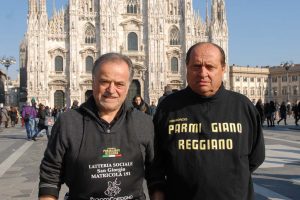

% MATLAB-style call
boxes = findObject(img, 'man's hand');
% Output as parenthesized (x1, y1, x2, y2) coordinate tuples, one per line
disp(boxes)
(39, 195, 57, 200)
(150, 190, 165, 200)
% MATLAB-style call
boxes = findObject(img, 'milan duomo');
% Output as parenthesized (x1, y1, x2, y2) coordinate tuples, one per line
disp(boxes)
(19, 0, 228, 108)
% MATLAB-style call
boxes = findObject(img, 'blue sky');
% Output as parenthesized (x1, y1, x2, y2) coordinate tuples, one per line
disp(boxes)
(0, 0, 299, 80)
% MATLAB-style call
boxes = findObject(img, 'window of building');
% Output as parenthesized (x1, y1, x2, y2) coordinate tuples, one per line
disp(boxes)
(127, 80, 141, 101)
(257, 78, 261, 82)
(282, 87, 287, 95)
(127, 0, 138, 14)
(293, 86, 298, 95)
(257, 88, 261, 96)
(282, 76, 287, 82)
(171, 57, 178, 73)
(250, 88, 255, 95)
(265, 77, 268, 82)
(85, 23, 96, 44)
(292, 75, 298, 82)
(273, 87, 277, 96)
(128, 32, 138, 51)
(243, 77, 247, 82)
(243, 88, 247, 95)
(236, 87, 240, 93)
(55, 56, 63, 72)
(86, 56, 94, 72)
(169, 26, 179, 45)
(235, 76, 240, 82)
(54, 90, 65, 108)
(272, 77, 277, 83)
(250, 77, 254, 82)
(264, 90, 268, 95)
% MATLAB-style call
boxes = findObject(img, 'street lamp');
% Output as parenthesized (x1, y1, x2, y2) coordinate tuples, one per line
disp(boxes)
(280, 61, 294, 102)
(0, 56, 16, 105)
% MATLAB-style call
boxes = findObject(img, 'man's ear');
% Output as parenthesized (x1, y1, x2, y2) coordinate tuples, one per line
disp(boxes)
(222, 64, 226, 73)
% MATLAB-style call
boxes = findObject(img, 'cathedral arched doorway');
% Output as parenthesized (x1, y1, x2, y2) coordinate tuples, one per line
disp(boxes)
(54, 90, 65, 108)
(85, 90, 93, 101)
(127, 80, 140, 102)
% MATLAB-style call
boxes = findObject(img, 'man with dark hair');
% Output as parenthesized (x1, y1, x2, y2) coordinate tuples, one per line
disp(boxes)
(157, 85, 173, 106)
(148, 42, 265, 200)
(22, 101, 37, 140)
(39, 53, 154, 200)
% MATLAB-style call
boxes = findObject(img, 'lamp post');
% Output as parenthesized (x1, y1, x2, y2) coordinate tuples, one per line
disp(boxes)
(280, 61, 294, 103)
(0, 56, 16, 105)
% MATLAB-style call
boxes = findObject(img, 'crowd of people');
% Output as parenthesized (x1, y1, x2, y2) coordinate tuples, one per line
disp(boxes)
(0, 105, 20, 128)
(0, 99, 80, 141)
(255, 100, 300, 127)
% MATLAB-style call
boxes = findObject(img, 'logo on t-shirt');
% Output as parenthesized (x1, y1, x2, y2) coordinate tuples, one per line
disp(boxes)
(104, 178, 121, 197)
(102, 148, 122, 158)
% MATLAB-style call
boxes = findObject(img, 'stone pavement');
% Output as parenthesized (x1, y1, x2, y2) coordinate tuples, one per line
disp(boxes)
(0, 125, 68, 200)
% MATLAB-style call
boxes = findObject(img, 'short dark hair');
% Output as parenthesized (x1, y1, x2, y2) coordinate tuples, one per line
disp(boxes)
(185, 42, 226, 66)
(92, 53, 134, 81)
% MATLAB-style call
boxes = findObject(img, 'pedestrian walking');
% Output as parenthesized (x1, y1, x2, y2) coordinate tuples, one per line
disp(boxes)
(32, 104, 50, 140)
(1, 106, 10, 128)
(255, 99, 264, 126)
(269, 101, 276, 127)
(277, 102, 287, 125)
(21, 102, 37, 140)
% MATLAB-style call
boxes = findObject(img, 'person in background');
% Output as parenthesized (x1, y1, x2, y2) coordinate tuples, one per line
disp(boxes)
(286, 103, 291, 118)
(277, 101, 287, 125)
(10, 106, 18, 127)
(71, 100, 79, 109)
(1, 106, 10, 128)
(292, 101, 300, 126)
(132, 95, 150, 115)
(264, 102, 272, 127)
(149, 101, 157, 117)
(22, 102, 37, 140)
(51, 106, 58, 121)
(255, 99, 264, 126)
(38, 53, 154, 200)
(32, 104, 50, 140)
(269, 101, 276, 127)
(148, 42, 265, 200)
(157, 85, 172, 106)
(297, 102, 300, 126)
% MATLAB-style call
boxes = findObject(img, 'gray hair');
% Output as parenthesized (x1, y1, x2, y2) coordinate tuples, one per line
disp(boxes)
(92, 53, 134, 81)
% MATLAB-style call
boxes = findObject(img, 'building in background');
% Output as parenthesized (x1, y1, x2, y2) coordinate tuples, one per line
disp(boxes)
(268, 64, 300, 104)
(19, 0, 229, 108)
(230, 64, 269, 104)
(230, 64, 300, 104)
(8, 79, 20, 107)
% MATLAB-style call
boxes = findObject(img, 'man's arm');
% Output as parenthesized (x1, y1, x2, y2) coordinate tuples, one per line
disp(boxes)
(146, 109, 167, 200)
(249, 108, 265, 172)
(39, 117, 66, 198)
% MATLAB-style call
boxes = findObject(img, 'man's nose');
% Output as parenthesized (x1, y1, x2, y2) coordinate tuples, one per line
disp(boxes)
(198, 66, 208, 77)
(106, 82, 116, 93)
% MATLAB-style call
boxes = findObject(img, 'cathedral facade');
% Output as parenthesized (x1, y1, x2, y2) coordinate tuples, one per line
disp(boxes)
(19, 0, 228, 108)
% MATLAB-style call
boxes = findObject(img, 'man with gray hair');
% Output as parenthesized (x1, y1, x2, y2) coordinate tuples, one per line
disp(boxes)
(38, 53, 154, 200)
